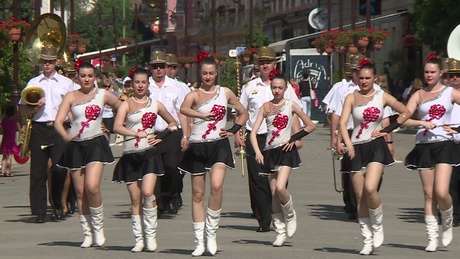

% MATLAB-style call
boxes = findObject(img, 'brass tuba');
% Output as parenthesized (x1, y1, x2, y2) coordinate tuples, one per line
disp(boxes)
(18, 13, 67, 158)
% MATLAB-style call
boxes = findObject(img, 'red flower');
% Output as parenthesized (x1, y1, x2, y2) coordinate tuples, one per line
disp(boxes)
(268, 113, 288, 145)
(202, 104, 226, 139)
(134, 112, 157, 148)
(426, 53, 437, 62)
(197, 51, 210, 64)
(77, 105, 102, 138)
(269, 69, 280, 81)
(129, 67, 137, 79)
(359, 58, 369, 68)
(74, 59, 85, 71)
(356, 106, 380, 139)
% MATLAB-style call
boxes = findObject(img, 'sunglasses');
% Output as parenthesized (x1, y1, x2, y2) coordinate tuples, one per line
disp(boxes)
(449, 73, 460, 78)
(168, 65, 178, 69)
(151, 64, 166, 69)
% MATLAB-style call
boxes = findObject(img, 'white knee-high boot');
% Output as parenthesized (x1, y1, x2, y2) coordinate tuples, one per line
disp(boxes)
(89, 205, 106, 247)
(440, 206, 453, 247)
(79, 214, 93, 248)
(358, 217, 373, 255)
(281, 195, 297, 238)
(272, 213, 286, 247)
(205, 208, 221, 255)
(191, 222, 205, 257)
(143, 207, 158, 252)
(425, 215, 439, 252)
(131, 215, 144, 252)
(369, 205, 384, 248)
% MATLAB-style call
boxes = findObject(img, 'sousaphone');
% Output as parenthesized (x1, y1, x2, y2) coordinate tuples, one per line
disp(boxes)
(447, 24, 460, 60)
(24, 13, 67, 64)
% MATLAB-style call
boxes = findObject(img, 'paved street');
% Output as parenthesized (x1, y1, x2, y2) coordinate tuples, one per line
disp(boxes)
(0, 126, 459, 259)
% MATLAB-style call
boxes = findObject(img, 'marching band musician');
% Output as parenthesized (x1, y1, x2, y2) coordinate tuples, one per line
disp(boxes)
(18, 45, 74, 223)
(235, 46, 302, 233)
(112, 67, 178, 252)
(339, 58, 410, 255)
(165, 53, 191, 208)
(445, 58, 460, 228)
(178, 57, 248, 256)
(148, 51, 190, 215)
(55, 61, 122, 248)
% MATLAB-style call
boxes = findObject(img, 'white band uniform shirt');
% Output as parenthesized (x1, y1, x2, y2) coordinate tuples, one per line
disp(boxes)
(148, 76, 189, 131)
(123, 98, 157, 153)
(68, 88, 105, 141)
(451, 100, 460, 143)
(322, 79, 348, 114)
(346, 90, 395, 172)
(190, 86, 227, 142)
(240, 77, 302, 134)
(415, 86, 453, 144)
(19, 72, 74, 122)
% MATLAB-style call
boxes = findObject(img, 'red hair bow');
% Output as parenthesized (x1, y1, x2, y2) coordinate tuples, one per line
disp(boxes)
(269, 69, 280, 81)
(359, 58, 369, 68)
(197, 51, 209, 64)
(129, 67, 137, 79)
(426, 53, 437, 62)
(75, 59, 85, 71)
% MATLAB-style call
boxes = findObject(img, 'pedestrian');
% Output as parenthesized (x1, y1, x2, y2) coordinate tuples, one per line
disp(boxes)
(54, 61, 121, 248)
(289, 77, 300, 99)
(339, 58, 410, 255)
(404, 54, 460, 252)
(178, 57, 248, 256)
(112, 67, 177, 252)
(148, 51, 190, 215)
(235, 46, 302, 233)
(250, 73, 316, 247)
(299, 71, 313, 117)
(0, 105, 21, 177)
(18, 45, 74, 223)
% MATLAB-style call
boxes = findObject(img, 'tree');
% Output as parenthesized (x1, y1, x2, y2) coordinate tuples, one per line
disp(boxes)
(245, 22, 270, 48)
(410, 0, 460, 54)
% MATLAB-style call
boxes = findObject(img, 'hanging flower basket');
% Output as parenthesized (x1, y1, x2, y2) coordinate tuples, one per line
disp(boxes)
(373, 40, 384, 50)
(184, 63, 191, 69)
(357, 37, 369, 47)
(325, 46, 334, 54)
(68, 42, 77, 52)
(312, 37, 327, 55)
(0, 17, 30, 43)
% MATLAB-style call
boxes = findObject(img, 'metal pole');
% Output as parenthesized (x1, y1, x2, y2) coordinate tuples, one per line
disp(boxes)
(134, 2, 138, 65)
(366, 0, 371, 58)
(327, 0, 332, 86)
(249, 0, 253, 47)
(212, 0, 216, 53)
(338, 0, 343, 79)
(10, 0, 21, 106)
(60, 0, 64, 18)
(70, 0, 74, 33)
(351, 0, 356, 30)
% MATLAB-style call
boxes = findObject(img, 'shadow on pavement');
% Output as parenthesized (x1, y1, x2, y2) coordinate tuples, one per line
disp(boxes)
(313, 247, 358, 254)
(307, 204, 353, 222)
(221, 211, 253, 219)
(396, 207, 424, 223)
(221, 224, 260, 231)
(231, 239, 275, 246)
(159, 248, 197, 255)
(385, 243, 426, 251)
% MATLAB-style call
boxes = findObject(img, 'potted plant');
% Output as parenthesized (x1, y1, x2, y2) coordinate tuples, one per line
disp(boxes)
(312, 37, 327, 54)
(183, 56, 196, 68)
(1, 17, 30, 42)
(372, 29, 390, 50)
(352, 27, 373, 47)
(0, 28, 9, 46)
(334, 30, 352, 54)
(321, 30, 339, 47)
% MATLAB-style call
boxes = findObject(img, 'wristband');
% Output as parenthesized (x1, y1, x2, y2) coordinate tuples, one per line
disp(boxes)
(380, 114, 401, 133)
(226, 124, 242, 134)
(288, 130, 309, 143)
(386, 141, 393, 144)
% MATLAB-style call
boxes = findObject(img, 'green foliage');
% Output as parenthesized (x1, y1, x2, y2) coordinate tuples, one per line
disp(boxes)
(0, 42, 34, 107)
(219, 62, 238, 95)
(73, 0, 140, 64)
(245, 22, 270, 48)
(410, 0, 460, 54)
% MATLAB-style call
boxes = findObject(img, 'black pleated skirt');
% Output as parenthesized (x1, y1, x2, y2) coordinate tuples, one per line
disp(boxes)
(57, 135, 114, 170)
(405, 140, 460, 170)
(349, 137, 395, 173)
(259, 145, 301, 175)
(112, 147, 164, 184)
(178, 138, 235, 175)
